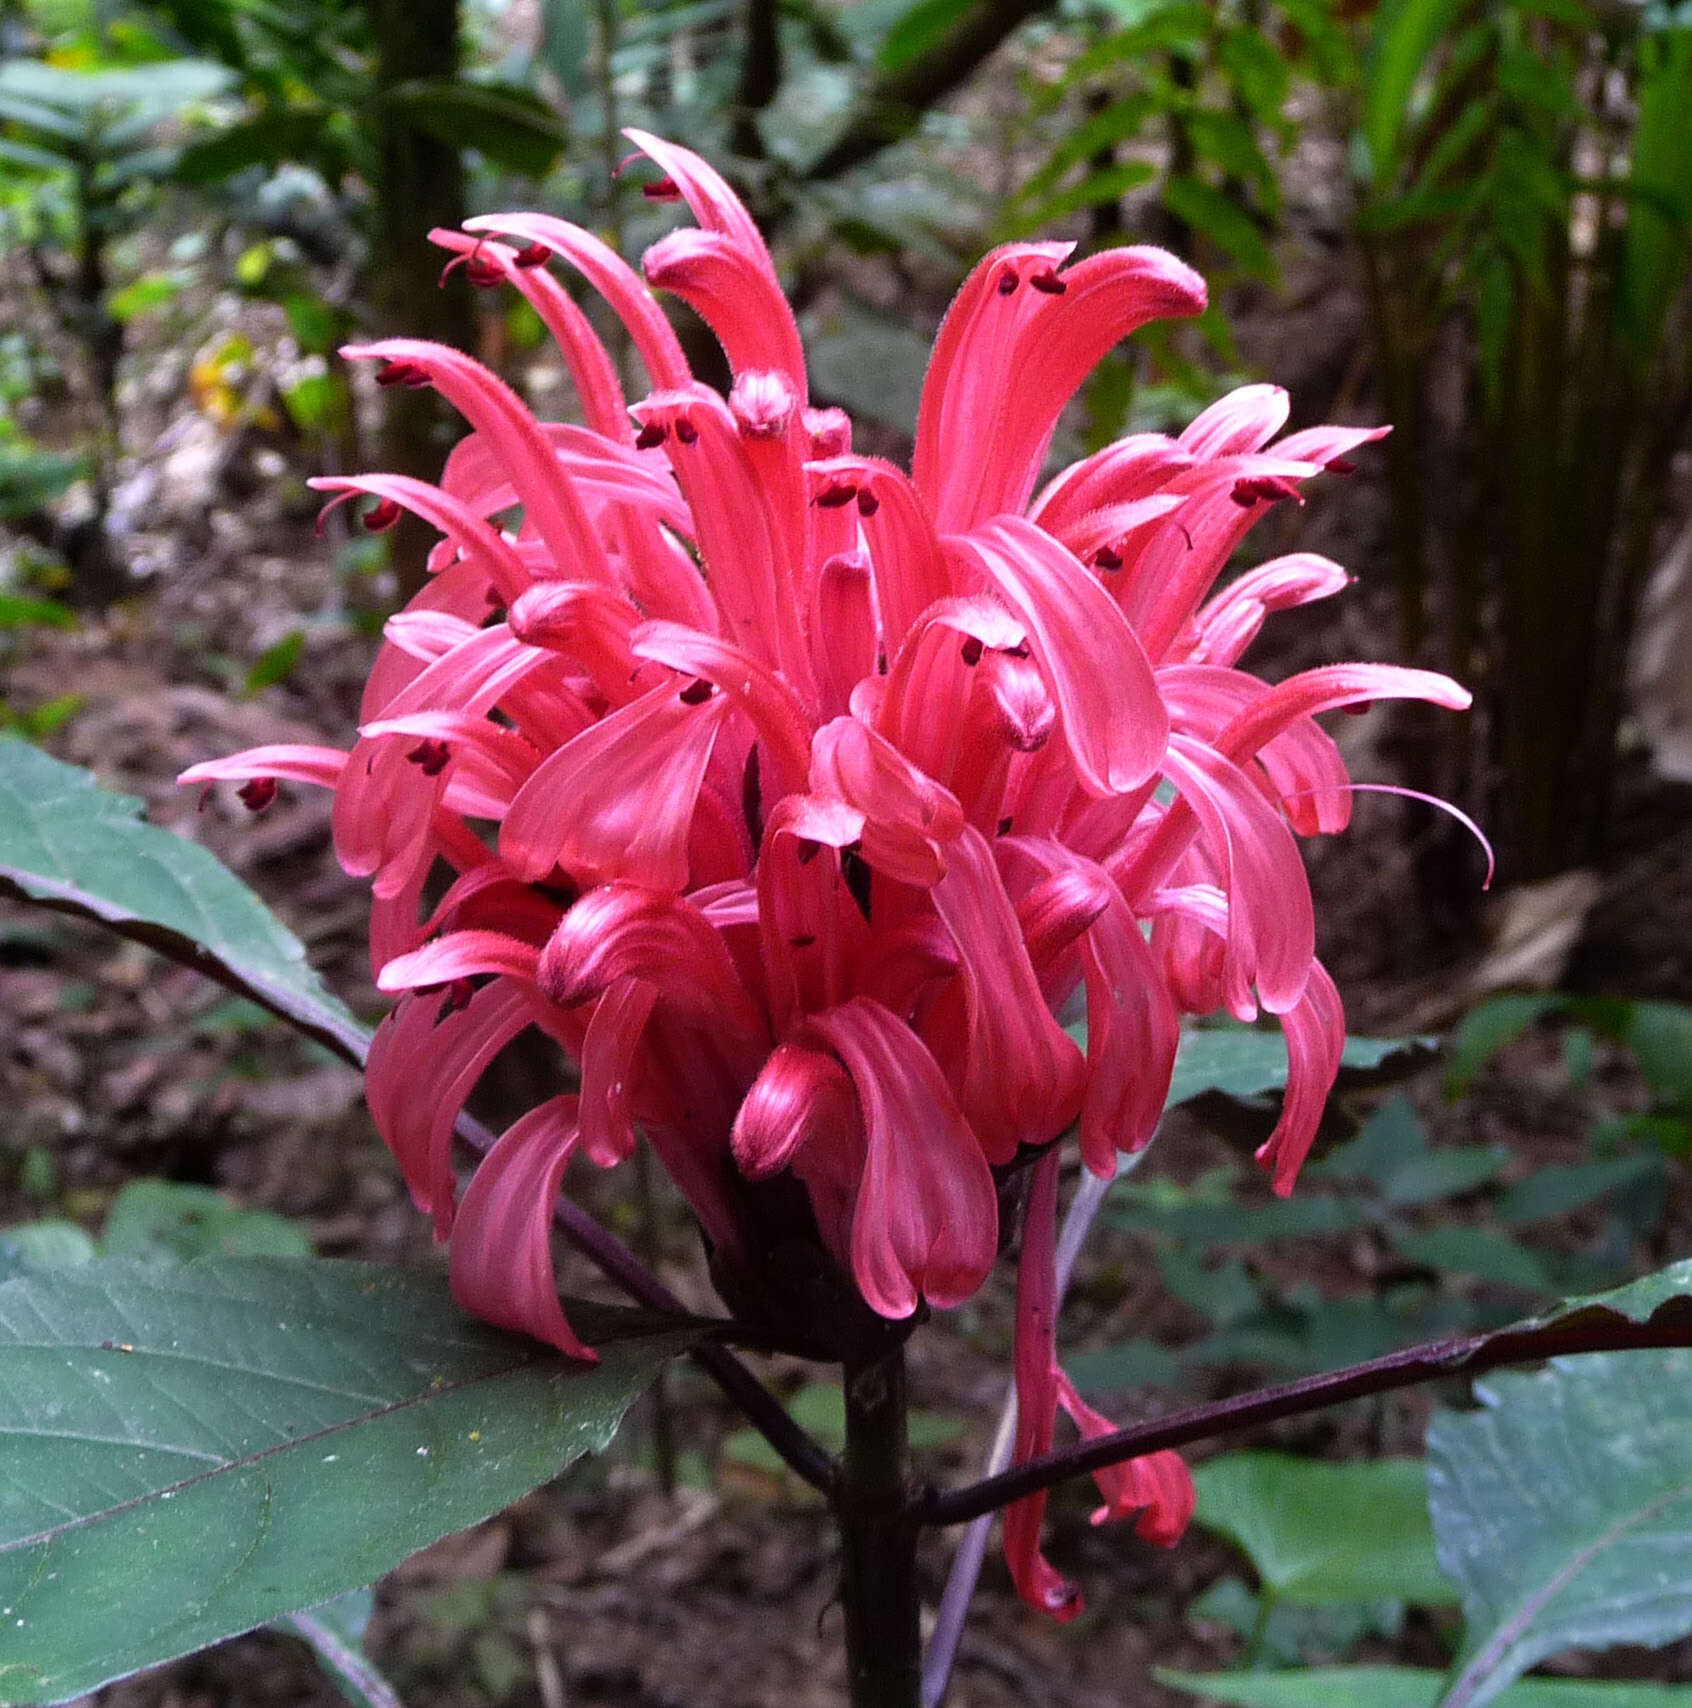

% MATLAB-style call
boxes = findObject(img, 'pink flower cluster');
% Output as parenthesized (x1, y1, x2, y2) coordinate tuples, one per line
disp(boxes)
(184, 134, 1468, 1615)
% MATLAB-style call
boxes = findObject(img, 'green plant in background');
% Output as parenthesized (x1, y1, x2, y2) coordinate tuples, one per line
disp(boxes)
(0, 51, 236, 599)
(1344, 0, 1692, 881)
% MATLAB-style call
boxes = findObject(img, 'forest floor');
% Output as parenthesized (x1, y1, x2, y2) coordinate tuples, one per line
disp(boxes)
(3, 199, 1692, 1708)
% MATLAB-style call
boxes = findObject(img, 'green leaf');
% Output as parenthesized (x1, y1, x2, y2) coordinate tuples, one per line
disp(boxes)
(173, 108, 340, 185)
(1161, 1025, 1427, 1111)
(802, 298, 933, 436)
(0, 738, 365, 1063)
(1193, 1453, 1458, 1607)
(878, 0, 976, 72)
(101, 1180, 314, 1263)
(0, 1221, 97, 1278)
(1619, 27, 1692, 360)
(1446, 994, 1561, 1097)
(0, 1258, 700, 1704)
(1621, 1002, 1692, 1110)
(1164, 173, 1275, 279)
(1392, 1226, 1552, 1292)
(382, 79, 568, 179)
(0, 446, 85, 521)
(244, 629, 305, 695)
(0, 594, 75, 630)
(1359, 0, 1467, 184)
(1429, 1347, 1692, 1708)
(1158, 1665, 1692, 1708)
(1497, 1157, 1663, 1226)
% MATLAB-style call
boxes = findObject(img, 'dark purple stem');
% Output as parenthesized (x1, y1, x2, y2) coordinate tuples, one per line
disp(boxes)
(917, 1303, 1692, 1527)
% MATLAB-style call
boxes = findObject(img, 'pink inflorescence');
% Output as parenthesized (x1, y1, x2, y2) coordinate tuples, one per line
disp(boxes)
(182, 133, 1470, 1616)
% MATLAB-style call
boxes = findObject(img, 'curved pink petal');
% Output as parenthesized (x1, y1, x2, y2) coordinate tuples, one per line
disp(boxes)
(809, 455, 952, 654)
(450, 1095, 596, 1360)
(366, 982, 532, 1234)
(732, 1042, 857, 1179)
(632, 618, 814, 797)
(1053, 1371, 1194, 1543)
(179, 744, 347, 791)
(810, 716, 964, 886)
(1003, 1150, 1082, 1621)
(578, 976, 657, 1166)
(377, 928, 543, 991)
(1187, 552, 1353, 667)
(952, 516, 1167, 797)
(507, 579, 659, 707)
(630, 388, 813, 699)
(310, 472, 530, 605)
(1128, 734, 1316, 1018)
(623, 129, 773, 270)
(916, 241, 1078, 530)
(463, 212, 690, 392)
(430, 229, 629, 441)
(538, 884, 766, 1038)
(1028, 432, 1192, 533)
(929, 825, 1086, 1164)
(1255, 958, 1345, 1195)
(500, 683, 730, 890)
(643, 227, 806, 394)
(343, 340, 614, 587)
(807, 998, 996, 1319)
(977, 245, 1207, 523)
(1179, 383, 1290, 458)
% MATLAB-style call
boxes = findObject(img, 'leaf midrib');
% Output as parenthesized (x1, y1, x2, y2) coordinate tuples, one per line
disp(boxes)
(0, 1347, 548, 1555)
(1442, 1472, 1692, 1708)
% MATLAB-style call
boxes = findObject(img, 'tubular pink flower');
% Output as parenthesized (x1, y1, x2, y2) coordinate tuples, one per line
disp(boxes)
(182, 135, 1475, 1557)
(449, 1096, 596, 1360)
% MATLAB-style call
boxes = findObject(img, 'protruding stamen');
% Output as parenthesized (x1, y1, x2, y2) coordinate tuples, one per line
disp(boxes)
(960, 635, 985, 667)
(1326, 457, 1357, 475)
(1093, 545, 1123, 571)
(363, 497, 403, 533)
(642, 175, 682, 202)
(513, 242, 553, 268)
(633, 422, 668, 451)
(856, 489, 879, 517)
(672, 416, 699, 446)
(997, 271, 1020, 297)
(678, 678, 715, 705)
(376, 359, 432, 389)
(815, 482, 857, 509)
(1029, 269, 1067, 295)
(237, 778, 278, 813)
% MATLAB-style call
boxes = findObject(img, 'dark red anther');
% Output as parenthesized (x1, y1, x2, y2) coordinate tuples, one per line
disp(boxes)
(815, 482, 857, 509)
(673, 416, 699, 446)
(997, 815, 1014, 836)
(642, 175, 682, 202)
(1230, 478, 1260, 507)
(1093, 545, 1123, 571)
(959, 635, 985, 667)
(795, 837, 821, 866)
(237, 778, 278, 813)
(513, 242, 553, 268)
(788, 933, 816, 949)
(1326, 457, 1357, 476)
(377, 359, 432, 389)
(633, 422, 668, 450)
(678, 678, 714, 705)
(442, 977, 475, 1014)
(464, 255, 505, 289)
(1252, 475, 1303, 504)
(997, 271, 1019, 296)
(856, 488, 879, 517)
(363, 497, 403, 533)
(406, 739, 451, 776)
(1029, 269, 1067, 295)
(1006, 638, 1032, 660)
(485, 584, 505, 612)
